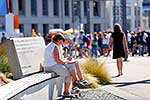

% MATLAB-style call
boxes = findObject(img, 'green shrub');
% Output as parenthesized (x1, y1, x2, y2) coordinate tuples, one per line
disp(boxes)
(0, 43, 6, 56)
(0, 44, 11, 74)
(81, 58, 111, 85)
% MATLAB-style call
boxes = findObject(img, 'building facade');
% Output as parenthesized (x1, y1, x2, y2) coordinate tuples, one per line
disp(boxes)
(10, 0, 145, 37)
(143, 0, 150, 30)
(126, 0, 143, 31)
(106, 0, 144, 32)
(10, 0, 109, 36)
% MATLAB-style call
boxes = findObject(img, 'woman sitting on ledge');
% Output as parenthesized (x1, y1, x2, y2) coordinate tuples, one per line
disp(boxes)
(0, 72, 13, 86)
(43, 34, 91, 97)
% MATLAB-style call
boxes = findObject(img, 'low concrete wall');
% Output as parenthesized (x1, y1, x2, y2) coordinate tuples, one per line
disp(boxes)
(0, 72, 64, 100)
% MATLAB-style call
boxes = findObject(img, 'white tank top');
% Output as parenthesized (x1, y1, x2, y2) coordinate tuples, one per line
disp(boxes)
(43, 42, 60, 67)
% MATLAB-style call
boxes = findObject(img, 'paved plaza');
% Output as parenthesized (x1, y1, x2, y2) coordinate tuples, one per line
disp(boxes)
(99, 54, 150, 99)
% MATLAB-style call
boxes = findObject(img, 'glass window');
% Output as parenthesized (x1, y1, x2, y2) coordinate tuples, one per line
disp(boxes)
(126, 6, 131, 16)
(94, 24, 101, 32)
(64, 0, 69, 16)
(138, 19, 140, 26)
(31, 0, 37, 16)
(18, 0, 25, 15)
(135, 19, 136, 28)
(19, 24, 24, 33)
(43, 24, 49, 35)
(144, 11, 149, 17)
(126, 19, 131, 30)
(84, 1, 87, 16)
(32, 24, 38, 32)
(84, 24, 88, 34)
(65, 24, 70, 30)
(134, 6, 136, 16)
(134, 6, 140, 16)
(42, 0, 48, 16)
(54, 24, 60, 28)
(0, 15, 5, 31)
(93, 1, 100, 16)
(137, 7, 140, 16)
(53, 0, 59, 16)
(73, 1, 80, 16)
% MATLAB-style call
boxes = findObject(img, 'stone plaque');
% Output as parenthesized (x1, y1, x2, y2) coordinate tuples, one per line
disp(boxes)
(5, 37, 45, 79)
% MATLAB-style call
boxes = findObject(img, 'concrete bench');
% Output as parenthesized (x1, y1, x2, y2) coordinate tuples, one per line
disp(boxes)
(0, 72, 64, 100)
(1, 37, 64, 100)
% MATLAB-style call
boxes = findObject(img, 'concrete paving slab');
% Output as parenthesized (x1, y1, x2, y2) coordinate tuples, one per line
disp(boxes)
(98, 55, 150, 99)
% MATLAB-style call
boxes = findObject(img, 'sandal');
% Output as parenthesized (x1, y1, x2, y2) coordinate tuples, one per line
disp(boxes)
(63, 92, 73, 98)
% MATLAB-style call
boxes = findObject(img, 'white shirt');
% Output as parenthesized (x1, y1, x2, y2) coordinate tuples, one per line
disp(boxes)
(127, 33, 131, 43)
(102, 36, 109, 45)
(43, 42, 61, 67)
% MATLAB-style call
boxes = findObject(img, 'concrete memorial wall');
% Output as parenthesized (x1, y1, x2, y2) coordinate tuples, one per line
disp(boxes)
(1, 37, 64, 100)
(5, 37, 45, 79)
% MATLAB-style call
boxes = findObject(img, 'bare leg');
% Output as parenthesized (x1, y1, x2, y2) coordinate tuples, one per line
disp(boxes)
(116, 57, 123, 75)
(75, 62, 83, 80)
(69, 70, 78, 83)
(64, 82, 70, 93)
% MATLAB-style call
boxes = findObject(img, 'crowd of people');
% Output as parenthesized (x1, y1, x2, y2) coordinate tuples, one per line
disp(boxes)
(44, 29, 150, 59)
(127, 31, 150, 56)
(1, 27, 150, 58)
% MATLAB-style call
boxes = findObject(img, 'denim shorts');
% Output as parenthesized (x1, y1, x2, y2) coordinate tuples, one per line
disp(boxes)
(102, 44, 108, 48)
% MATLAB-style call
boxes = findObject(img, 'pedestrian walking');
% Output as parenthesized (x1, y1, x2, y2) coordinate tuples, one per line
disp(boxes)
(1, 33, 7, 43)
(105, 23, 128, 76)
(146, 32, 150, 56)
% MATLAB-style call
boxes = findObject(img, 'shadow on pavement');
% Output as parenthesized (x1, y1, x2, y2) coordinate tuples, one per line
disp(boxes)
(110, 79, 150, 87)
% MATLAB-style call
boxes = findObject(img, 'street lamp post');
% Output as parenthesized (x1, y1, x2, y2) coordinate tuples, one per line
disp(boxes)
(61, 0, 64, 29)
(113, 0, 117, 24)
(72, 0, 81, 33)
(121, 0, 128, 61)
(121, 0, 127, 33)
(72, 0, 75, 34)
(86, 0, 90, 34)
(135, 0, 139, 32)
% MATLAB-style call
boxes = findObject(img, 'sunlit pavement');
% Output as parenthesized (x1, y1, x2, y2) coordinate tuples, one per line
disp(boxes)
(98, 54, 150, 99)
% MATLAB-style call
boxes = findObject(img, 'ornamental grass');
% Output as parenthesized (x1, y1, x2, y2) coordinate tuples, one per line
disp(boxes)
(81, 58, 111, 85)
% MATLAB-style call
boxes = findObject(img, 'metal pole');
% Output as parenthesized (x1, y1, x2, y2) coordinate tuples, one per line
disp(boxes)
(121, 0, 127, 33)
(121, 0, 128, 61)
(113, 0, 116, 24)
(61, 0, 64, 29)
(72, 0, 75, 34)
(87, 0, 90, 34)
(136, 0, 139, 31)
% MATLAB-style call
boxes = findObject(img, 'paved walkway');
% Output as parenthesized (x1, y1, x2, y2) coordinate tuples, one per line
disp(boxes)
(99, 55, 150, 99)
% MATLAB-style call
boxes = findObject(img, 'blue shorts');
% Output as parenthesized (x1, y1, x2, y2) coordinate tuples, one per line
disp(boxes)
(102, 44, 108, 48)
